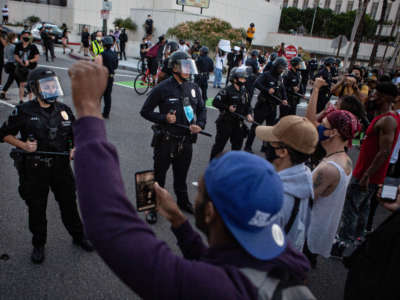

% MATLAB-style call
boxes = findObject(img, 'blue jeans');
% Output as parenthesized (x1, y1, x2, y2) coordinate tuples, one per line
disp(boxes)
(337, 177, 378, 245)
(213, 68, 222, 87)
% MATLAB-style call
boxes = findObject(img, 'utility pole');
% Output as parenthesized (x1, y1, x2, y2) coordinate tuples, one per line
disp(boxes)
(310, 5, 318, 35)
(369, 0, 388, 67)
(102, 0, 108, 35)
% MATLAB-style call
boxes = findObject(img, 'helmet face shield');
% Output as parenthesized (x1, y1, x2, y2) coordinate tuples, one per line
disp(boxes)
(177, 59, 198, 76)
(37, 76, 64, 103)
(299, 61, 307, 70)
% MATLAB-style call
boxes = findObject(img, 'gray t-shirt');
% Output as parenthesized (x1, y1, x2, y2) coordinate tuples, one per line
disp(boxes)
(5, 43, 16, 63)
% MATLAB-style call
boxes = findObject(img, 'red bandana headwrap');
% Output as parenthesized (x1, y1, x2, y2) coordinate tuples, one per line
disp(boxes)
(326, 110, 361, 145)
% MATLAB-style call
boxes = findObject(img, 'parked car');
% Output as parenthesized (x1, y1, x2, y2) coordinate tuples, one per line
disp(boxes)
(31, 22, 63, 44)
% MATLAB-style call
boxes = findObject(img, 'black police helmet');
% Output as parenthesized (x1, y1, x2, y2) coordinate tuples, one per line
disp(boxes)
(200, 46, 209, 55)
(166, 41, 179, 53)
(27, 67, 57, 101)
(290, 56, 302, 67)
(230, 67, 249, 82)
(168, 51, 191, 69)
(324, 57, 336, 66)
(273, 57, 288, 69)
(335, 58, 341, 65)
(102, 36, 114, 47)
(251, 49, 259, 57)
(269, 52, 278, 62)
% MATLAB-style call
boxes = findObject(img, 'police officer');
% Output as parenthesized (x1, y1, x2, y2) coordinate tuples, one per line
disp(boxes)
(308, 55, 318, 79)
(158, 41, 179, 83)
(314, 56, 334, 113)
(331, 58, 341, 83)
(210, 66, 253, 159)
(95, 36, 118, 119)
(244, 57, 288, 153)
(263, 52, 277, 73)
(0, 68, 93, 264)
(245, 49, 260, 101)
(195, 46, 214, 102)
(140, 51, 207, 224)
(281, 56, 303, 117)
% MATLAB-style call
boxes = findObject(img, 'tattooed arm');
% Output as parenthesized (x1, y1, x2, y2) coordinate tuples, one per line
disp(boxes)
(313, 163, 340, 200)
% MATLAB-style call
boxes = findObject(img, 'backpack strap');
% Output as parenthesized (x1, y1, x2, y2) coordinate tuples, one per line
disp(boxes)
(284, 197, 301, 234)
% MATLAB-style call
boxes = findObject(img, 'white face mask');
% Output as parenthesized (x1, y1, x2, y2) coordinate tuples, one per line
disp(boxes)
(96, 37, 102, 41)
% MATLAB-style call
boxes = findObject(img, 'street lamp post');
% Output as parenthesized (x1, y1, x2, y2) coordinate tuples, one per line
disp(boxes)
(103, 0, 108, 35)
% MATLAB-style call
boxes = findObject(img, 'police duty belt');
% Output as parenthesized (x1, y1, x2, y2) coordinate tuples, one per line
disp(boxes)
(11, 148, 70, 157)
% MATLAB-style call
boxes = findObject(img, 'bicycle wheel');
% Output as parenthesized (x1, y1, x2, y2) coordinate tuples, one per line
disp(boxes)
(134, 73, 150, 95)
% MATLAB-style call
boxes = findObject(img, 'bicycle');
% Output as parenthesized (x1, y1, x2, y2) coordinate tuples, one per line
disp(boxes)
(134, 67, 155, 95)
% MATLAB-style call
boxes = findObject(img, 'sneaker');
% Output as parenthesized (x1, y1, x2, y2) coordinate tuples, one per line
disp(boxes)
(73, 238, 94, 252)
(31, 246, 45, 264)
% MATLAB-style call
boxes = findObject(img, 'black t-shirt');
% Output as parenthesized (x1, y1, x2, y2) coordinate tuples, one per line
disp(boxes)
(81, 31, 89, 43)
(140, 42, 148, 58)
(14, 42, 39, 69)
(101, 49, 119, 75)
(145, 19, 153, 28)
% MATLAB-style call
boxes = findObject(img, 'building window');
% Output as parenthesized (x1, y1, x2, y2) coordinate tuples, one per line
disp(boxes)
(334, 0, 342, 14)
(324, 0, 331, 9)
(11, 0, 67, 6)
(293, 0, 299, 8)
(283, 0, 289, 8)
(385, 3, 392, 22)
(370, 2, 379, 19)
(346, 1, 353, 12)
(303, 0, 309, 10)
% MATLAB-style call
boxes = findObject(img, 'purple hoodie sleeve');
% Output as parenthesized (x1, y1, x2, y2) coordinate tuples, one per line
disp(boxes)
(73, 117, 249, 300)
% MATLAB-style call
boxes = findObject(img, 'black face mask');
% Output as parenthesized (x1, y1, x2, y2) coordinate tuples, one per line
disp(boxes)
(264, 143, 280, 163)
(22, 37, 30, 42)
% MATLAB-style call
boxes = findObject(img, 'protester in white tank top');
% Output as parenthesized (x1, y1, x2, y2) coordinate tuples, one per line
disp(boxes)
(306, 110, 360, 264)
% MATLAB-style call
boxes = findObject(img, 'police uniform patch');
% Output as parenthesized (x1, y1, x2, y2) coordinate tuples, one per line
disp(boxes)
(61, 111, 69, 121)
(191, 89, 196, 98)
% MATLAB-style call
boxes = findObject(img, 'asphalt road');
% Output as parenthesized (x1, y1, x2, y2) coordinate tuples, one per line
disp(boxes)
(0, 55, 391, 300)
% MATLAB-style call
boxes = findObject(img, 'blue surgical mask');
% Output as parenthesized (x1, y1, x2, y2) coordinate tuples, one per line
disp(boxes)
(183, 97, 194, 123)
(317, 125, 330, 142)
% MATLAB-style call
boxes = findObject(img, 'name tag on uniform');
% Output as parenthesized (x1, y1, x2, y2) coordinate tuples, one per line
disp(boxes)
(61, 121, 72, 127)
(30, 117, 39, 121)
(168, 98, 179, 103)
(269, 82, 275, 85)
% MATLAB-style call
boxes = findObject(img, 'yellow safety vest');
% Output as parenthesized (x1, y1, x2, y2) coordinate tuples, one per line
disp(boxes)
(92, 40, 104, 56)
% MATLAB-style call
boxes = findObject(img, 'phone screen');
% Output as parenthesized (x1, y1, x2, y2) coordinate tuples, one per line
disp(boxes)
(135, 170, 156, 212)
(381, 185, 398, 202)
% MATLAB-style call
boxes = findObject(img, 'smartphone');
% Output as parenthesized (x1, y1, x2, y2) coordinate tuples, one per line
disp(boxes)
(381, 177, 400, 202)
(135, 170, 156, 212)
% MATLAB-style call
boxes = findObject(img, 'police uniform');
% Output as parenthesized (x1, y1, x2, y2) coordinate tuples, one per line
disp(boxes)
(281, 68, 301, 117)
(245, 57, 259, 101)
(140, 76, 207, 208)
(210, 84, 251, 159)
(244, 69, 287, 151)
(0, 100, 85, 249)
(315, 66, 332, 113)
(101, 47, 119, 118)
(195, 54, 214, 102)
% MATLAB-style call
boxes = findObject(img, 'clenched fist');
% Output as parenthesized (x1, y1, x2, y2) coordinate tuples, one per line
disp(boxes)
(68, 61, 109, 119)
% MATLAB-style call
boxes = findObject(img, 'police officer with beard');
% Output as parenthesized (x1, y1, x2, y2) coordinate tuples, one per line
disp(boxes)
(244, 57, 288, 153)
(281, 56, 303, 117)
(0, 68, 93, 264)
(140, 51, 207, 224)
(210, 67, 253, 159)
(195, 46, 214, 102)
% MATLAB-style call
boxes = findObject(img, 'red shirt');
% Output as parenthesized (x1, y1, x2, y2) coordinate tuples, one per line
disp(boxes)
(353, 112, 400, 184)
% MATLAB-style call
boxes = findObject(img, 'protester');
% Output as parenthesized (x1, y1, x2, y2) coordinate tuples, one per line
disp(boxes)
(256, 116, 318, 251)
(139, 36, 149, 72)
(213, 46, 227, 89)
(0, 32, 17, 100)
(278, 42, 285, 57)
(332, 82, 400, 257)
(331, 66, 368, 103)
(146, 35, 166, 83)
(119, 28, 128, 60)
(80, 26, 90, 57)
(305, 110, 360, 268)
(178, 39, 189, 53)
(246, 23, 255, 47)
(40, 25, 55, 62)
(144, 15, 153, 36)
(386, 90, 400, 178)
(2, 5, 8, 24)
(61, 24, 73, 54)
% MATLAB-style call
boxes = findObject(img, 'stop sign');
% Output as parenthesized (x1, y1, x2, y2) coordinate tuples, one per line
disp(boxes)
(284, 45, 298, 60)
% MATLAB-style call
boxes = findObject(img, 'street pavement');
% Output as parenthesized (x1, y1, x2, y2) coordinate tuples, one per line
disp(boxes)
(0, 54, 391, 300)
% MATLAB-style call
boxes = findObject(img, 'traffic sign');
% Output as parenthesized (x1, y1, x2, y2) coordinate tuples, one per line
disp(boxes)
(101, 9, 110, 20)
(284, 45, 298, 60)
(103, 1, 112, 11)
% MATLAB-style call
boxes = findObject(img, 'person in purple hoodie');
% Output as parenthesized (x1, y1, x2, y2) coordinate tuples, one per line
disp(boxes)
(68, 61, 314, 300)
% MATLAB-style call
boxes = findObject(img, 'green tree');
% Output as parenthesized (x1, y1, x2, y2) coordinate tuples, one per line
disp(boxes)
(167, 18, 245, 50)
(279, 7, 303, 32)
(113, 18, 137, 32)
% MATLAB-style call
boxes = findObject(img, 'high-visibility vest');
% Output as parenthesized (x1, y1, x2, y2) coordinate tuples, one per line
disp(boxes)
(92, 40, 104, 56)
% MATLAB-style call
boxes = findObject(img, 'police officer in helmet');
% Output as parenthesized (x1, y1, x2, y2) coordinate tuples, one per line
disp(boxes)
(244, 57, 288, 153)
(264, 52, 278, 73)
(281, 56, 303, 117)
(140, 51, 207, 224)
(95, 35, 119, 119)
(245, 49, 260, 101)
(210, 66, 253, 159)
(158, 41, 179, 83)
(194, 46, 214, 102)
(0, 67, 93, 264)
(313, 56, 334, 113)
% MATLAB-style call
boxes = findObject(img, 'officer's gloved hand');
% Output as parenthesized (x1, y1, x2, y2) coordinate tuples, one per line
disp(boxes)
(68, 61, 109, 119)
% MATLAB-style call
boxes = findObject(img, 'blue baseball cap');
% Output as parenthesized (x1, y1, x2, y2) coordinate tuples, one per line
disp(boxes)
(205, 151, 286, 260)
